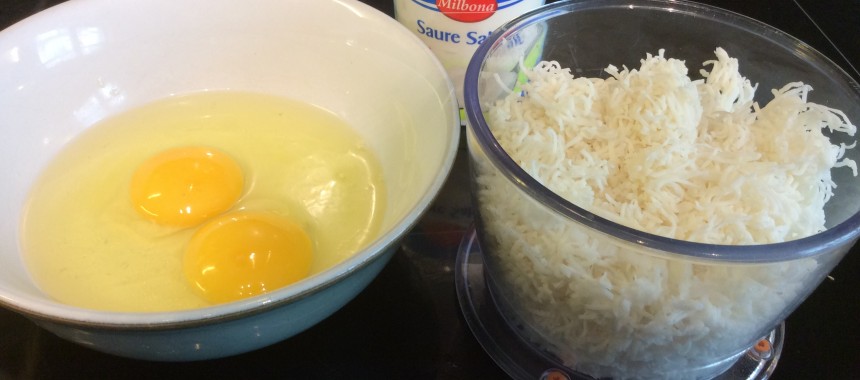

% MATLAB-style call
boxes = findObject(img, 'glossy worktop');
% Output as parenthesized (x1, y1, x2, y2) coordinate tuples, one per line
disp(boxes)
(1, 0, 858, 379)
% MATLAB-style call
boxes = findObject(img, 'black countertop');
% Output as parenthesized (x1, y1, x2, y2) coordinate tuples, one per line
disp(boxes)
(1, 1, 858, 379)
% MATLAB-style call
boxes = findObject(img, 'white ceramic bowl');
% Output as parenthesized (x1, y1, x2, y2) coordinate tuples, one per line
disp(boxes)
(0, 0, 459, 361)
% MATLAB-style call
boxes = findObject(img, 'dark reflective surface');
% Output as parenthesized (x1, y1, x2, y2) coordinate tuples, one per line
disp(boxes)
(1, 1, 858, 379)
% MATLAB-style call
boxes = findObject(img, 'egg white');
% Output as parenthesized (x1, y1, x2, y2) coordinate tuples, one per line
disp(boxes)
(20, 92, 386, 312)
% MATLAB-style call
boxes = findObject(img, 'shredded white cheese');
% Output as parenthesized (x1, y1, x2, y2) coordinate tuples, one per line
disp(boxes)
(476, 48, 857, 379)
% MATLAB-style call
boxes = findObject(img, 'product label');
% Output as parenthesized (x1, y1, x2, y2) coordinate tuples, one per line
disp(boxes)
(407, 0, 534, 51)
(416, 19, 494, 45)
(395, 0, 545, 123)
(437, 0, 498, 22)
(409, 0, 530, 23)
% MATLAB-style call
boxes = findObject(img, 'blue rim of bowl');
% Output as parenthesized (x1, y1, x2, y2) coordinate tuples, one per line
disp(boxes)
(463, 0, 860, 263)
(0, 235, 398, 330)
(0, 0, 462, 330)
(0, 109, 460, 331)
(1, 127, 460, 331)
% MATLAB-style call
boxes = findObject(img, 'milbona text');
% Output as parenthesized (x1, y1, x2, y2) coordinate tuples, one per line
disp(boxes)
(416, 19, 491, 45)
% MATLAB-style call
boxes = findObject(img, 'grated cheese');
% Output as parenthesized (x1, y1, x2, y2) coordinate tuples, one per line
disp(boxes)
(476, 48, 857, 379)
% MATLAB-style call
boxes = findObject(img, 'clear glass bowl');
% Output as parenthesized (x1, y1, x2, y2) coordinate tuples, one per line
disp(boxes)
(463, 0, 860, 379)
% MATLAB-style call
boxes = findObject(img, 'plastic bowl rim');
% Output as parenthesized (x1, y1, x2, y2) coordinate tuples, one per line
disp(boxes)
(463, 0, 860, 264)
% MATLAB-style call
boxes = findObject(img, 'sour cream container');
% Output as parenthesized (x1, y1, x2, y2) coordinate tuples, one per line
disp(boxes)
(394, 0, 546, 125)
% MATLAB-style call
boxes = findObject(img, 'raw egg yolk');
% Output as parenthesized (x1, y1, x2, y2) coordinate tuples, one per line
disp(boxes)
(183, 211, 313, 304)
(129, 146, 243, 228)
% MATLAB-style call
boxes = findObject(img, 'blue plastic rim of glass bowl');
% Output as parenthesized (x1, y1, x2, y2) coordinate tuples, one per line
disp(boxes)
(463, 0, 860, 263)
